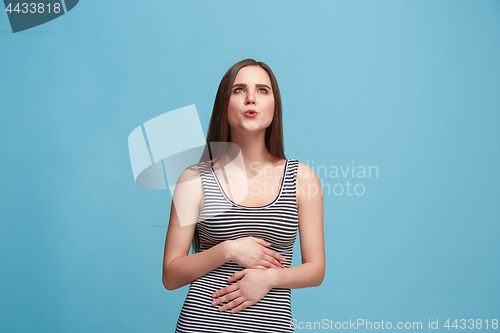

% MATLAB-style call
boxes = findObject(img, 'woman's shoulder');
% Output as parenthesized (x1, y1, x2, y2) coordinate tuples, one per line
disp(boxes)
(295, 161, 322, 207)
(176, 163, 204, 186)
(295, 160, 320, 182)
(173, 163, 204, 211)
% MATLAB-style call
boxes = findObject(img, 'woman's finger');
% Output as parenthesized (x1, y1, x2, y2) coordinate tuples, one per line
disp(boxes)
(257, 259, 274, 269)
(227, 270, 246, 282)
(263, 248, 286, 263)
(212, 288, 242, 306)
(230, 300, 253, 314)
(253, 265, 267, 270)
(212, 281, 239, 298)
(253, 237, 271, 247)
(262, 252, 284, 268)
(219, 296, 245, 312)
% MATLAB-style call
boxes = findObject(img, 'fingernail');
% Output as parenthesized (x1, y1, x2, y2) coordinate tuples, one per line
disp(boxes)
(212, 293, 216, 297)
(212, 300, 216, 305)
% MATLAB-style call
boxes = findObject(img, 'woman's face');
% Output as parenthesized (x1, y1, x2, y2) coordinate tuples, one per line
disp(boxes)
(227, 65, 275, 135)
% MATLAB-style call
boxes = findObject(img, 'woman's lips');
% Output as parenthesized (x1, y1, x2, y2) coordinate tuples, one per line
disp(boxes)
(244, 109, 258, 117)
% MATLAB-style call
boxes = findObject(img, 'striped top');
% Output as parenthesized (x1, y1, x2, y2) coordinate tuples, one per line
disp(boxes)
(175, 158, 300, 333)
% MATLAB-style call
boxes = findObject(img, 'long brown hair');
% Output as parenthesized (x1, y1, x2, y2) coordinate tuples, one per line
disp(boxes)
(192, 59, 286, 253)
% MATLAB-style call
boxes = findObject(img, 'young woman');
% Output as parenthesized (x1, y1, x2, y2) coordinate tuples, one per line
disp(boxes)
(162, 59, 325, 332)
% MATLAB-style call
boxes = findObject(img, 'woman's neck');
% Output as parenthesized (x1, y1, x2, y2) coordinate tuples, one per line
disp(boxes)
(229, 128, 277, 172)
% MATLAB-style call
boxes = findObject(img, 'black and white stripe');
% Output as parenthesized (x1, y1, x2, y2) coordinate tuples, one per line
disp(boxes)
(175, 159, 299, 333)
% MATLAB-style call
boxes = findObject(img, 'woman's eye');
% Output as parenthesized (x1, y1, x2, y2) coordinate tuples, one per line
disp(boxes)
(233, 87, 268, 93)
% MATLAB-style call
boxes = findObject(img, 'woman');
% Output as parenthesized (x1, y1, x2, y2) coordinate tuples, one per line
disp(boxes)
(162, 59, 325, 332)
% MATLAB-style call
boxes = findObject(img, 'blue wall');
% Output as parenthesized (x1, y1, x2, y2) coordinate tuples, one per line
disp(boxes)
(1, 1, 499, 331)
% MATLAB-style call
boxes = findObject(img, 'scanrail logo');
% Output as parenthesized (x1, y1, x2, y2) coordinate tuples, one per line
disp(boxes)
(3, 0, 78, 33)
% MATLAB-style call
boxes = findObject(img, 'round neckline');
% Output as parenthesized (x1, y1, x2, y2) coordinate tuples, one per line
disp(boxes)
(208, 159, 288, 209)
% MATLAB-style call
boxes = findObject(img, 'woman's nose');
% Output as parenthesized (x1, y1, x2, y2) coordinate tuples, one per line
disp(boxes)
(245, 92, 256, 104)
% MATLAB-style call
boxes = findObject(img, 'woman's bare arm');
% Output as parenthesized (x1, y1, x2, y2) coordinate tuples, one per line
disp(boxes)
(162, 206, 235, 290)
(161, 166, 231, 290)
(263, 162, 326, 288)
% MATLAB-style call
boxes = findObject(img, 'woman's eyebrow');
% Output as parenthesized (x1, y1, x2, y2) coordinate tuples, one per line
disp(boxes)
(232, 83, 272, 90)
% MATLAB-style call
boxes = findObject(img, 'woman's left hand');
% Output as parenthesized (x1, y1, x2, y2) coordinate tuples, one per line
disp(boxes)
(211, 268, 278, 313)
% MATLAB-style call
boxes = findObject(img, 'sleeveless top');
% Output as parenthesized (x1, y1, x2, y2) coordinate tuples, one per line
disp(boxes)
(175, 158, 300, 333)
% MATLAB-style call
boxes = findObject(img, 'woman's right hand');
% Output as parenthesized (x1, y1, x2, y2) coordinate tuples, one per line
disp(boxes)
(225, 237, 286, 269)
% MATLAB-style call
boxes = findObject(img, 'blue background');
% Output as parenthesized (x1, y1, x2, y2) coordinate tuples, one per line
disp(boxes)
(1, 0, 499, 332)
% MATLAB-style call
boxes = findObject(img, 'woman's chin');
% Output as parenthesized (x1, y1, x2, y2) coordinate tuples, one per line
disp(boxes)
(238, 125, 268, 134)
